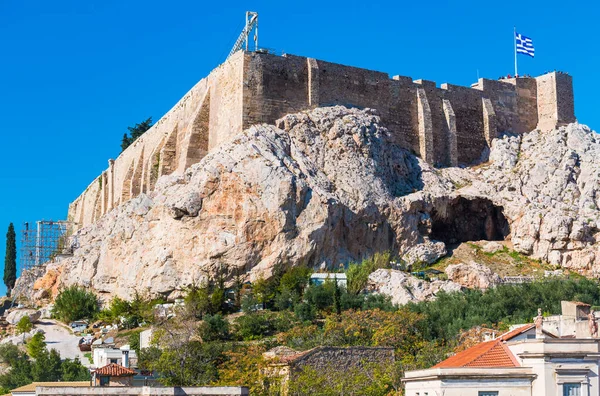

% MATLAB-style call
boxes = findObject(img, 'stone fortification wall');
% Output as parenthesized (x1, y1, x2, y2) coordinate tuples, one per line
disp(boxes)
(69, 51, 575, 230)
(290, 346, 395, 375)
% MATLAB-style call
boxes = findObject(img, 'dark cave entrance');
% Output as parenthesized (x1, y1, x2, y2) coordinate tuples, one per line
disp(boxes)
(429, 197, 510, 244)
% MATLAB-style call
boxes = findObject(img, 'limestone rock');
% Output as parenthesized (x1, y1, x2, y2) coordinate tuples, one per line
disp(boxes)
(6, 309, 41, 325)
(366, 269, 461, 306)
(445, 262, 501, 290)
(482, 241, 504, 254)
(11, 107, 600, 302)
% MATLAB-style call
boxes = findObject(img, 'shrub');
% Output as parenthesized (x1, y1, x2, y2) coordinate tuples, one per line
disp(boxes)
(294, 302, 316, 322)
(52, 286, 98, 323)
(234, 312, 276, 341)
(26, 332, 45, 359)
(16, 316, 32, 334)
(346, 252, 392, 294)
(199, 314, 230, 342)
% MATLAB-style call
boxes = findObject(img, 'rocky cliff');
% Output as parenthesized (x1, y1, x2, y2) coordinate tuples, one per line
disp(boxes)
(13, 106, 600, 302)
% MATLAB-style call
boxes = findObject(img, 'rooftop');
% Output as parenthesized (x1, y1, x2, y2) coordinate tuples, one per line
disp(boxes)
(11, 382, 90, 393)
(93, 363, 136, 377)
(433, 340, 519, 368)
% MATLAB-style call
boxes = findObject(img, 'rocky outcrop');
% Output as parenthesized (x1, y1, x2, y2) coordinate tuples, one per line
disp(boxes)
(12, 106, 600, 302)
(6, 309, 41, 325)
(445, 262, 501, 290)
(366, 269, 461, 306)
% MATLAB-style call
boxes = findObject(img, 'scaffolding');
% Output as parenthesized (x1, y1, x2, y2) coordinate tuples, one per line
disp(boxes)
(20, 220, 73, 271)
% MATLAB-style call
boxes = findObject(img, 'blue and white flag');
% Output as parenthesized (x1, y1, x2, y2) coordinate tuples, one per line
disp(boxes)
(516, 32, 535, 57)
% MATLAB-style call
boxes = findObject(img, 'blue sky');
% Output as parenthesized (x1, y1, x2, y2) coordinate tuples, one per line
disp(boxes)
(0, 0, 598, 296)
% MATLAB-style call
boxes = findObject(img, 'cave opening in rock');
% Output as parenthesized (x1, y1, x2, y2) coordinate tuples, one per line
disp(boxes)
(429, 197, 510, 244)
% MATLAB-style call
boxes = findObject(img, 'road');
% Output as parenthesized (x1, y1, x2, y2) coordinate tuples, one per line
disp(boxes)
(36, 319, 91, 367)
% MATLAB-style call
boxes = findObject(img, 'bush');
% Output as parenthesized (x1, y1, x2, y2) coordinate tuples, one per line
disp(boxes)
(346, 252, 392, 295)
(199, 314, 230, 342)
(16, 316, 32, 334)
(52, 286, 98, 323)
(409, 278, 600, 341)
(294, 302, 316, 322)
(26, 332, 45, 359)
(234, 312, 276, 341)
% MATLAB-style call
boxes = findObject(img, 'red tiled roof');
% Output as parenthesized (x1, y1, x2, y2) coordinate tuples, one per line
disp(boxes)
(499, 324, 535, 341)
(433, 340, 519, 368)
(94, 363, 136, 377)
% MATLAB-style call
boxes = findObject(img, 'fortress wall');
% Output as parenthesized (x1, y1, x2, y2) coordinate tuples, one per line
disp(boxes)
(315, 60, 390, 118)
(389, 77, 419, 155)
(207, 51, 244, 150)
(473, 78, 519, 134)
(555, 73, 575, 126)
(515, 78, 538, 133)
(242, 53, 309, 129)
(441, 84, 486, 164)
(69, 51, 576, 230)
(414, 81, 447, 166)
(536, 72, 575, 131)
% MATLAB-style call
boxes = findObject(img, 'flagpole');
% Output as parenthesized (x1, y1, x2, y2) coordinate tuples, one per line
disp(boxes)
(514, 26, 518, 77)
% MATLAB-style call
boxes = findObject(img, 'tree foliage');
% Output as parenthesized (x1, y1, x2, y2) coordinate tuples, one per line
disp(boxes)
(0, 341, 89, 391)
(16, 316, 32, 334)
(409, 277, 600, 341)
(52, 286, 99, 323)
(3, 223, 16, 294)
(120, 117, 153, 152)
(26, 332, 46, 359)
(346, 252, 392, 295)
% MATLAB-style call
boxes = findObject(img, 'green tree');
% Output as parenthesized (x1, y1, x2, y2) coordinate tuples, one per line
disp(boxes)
(142, 341, 224, 386)
(198, 314, 230, 342)
(26, 332, 46, 359)
(61, 357, 91, 380)
(16, 316, 32, 334)
(3, 223, 17, 295)
(52, 286, 99, 323)
(31, 348, 62, 381)
(120, 117, 153, 152)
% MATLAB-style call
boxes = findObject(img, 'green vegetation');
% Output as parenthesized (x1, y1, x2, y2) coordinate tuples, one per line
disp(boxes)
(121, 117, 153, 152)
(25, 332, 45, 359)
(16, 316, 32, 334)
(86, 253, 600, 395)
(409, 277, 600, 341)
(52, 286, 99, 323)
(0, 342, 89, 392)
(97, 293, 163, 328)
(3, 223, 17, 295)
(346, 252, 392, 294)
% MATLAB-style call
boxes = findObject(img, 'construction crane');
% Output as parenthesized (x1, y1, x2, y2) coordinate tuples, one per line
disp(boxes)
(226, 11, 258, 60)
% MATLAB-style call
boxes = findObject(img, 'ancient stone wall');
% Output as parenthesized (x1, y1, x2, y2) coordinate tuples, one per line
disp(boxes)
(68, 51, 575, 231)
(290, 346, 395, 375)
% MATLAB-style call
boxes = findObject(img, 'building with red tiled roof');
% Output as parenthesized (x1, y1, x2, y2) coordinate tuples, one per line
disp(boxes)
(92, 363, 136, 387)
(404, 301, 600, 396)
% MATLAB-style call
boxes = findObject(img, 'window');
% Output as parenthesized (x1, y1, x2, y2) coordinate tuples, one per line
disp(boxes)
(99, 376, 110, 386)
(564, 383, 581, 396)
(479, 392, 499, 396)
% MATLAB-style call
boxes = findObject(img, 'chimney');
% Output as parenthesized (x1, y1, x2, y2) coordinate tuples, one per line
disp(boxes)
(120, 346, 130, 368)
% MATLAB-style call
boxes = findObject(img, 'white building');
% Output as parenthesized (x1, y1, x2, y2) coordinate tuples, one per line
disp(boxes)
(309, 273, 347, 287)
(404, 301, 600, 396)
(92, 345, 137, 369)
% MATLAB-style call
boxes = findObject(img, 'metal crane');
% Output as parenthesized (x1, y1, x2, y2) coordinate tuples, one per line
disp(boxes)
(227, 11, 258, 60)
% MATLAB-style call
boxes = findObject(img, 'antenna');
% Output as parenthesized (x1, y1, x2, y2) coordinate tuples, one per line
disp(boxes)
(226, 11, 259, 60)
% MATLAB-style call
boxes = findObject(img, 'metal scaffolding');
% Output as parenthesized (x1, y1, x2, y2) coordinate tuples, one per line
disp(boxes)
(20, 220, 73, 271)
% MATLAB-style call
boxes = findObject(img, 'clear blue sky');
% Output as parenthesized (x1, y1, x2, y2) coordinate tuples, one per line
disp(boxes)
(0, 0, 598, 296)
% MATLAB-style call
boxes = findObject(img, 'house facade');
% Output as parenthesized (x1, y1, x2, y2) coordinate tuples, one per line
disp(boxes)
(404, 302, 600, 396)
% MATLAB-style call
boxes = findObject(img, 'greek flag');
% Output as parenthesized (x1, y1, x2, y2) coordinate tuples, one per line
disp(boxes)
(516, 32, 535, 57)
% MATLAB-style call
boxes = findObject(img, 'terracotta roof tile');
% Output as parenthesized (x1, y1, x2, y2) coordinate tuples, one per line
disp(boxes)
(433, 340, 519, 368)
(499, 324, 535, 341)
(94, 363, 136, 377)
